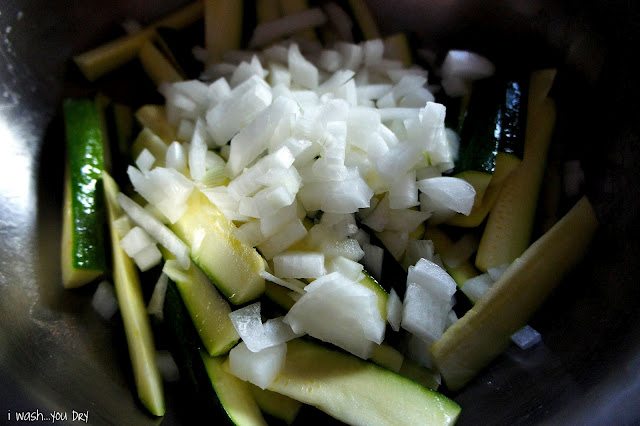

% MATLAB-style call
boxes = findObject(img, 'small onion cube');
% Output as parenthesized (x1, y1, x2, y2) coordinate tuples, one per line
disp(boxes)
(132, 244, 163, 272)
(401, 282, 449, 341)
(408, 258, 458, 298)
(166, 141, 187, 172)
(117, 193, 190, 269)
(273, 251, 326, 278)
(417, 176, 476, 216)
(92, 280, 119, 321)
(386, 288, 403, 332)
(462, 273, 494, 304)
(120, 226, 156, 258)
(257, 219, 308, 259)
(229, 341, 288, 390)
(135, 148, 156, 173)
(511, 325, 542, 350)
(229, 302, 270, 353)
(288, 44, 318, 89)
(147, 273, 169, 320)
(327, 256, 364, 282)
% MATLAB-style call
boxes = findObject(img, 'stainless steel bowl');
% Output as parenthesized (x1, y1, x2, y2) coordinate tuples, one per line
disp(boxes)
(1, 1, 639, 424)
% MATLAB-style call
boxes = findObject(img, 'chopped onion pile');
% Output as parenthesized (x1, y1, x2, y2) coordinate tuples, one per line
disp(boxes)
(116, 38, 484, 370)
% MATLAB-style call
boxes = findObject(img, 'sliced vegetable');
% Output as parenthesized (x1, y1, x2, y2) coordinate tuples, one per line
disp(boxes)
(162, 279, 230, 417)
(103, 172, 165, 416)
(138, 40, 184, 86)
(249, 383, 302, 425)
(163, 259, 239, 356)
(475, 69, 557, 271)
(201, 353, 268, 426)
(61, 99, 106, 288)
(73, 1, 204, 81)
(170, 190, 266, 305)
(266, 339, 461, 425)
(431, 196, 598, 391)
(448, 75, 528, 227)
(205, 0, 244, 64)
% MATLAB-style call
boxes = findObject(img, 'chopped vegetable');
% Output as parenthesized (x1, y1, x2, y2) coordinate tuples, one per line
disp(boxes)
(61, 99, 106, 288)
(103, 172, 165, 416)
(431, 196, 598, 391)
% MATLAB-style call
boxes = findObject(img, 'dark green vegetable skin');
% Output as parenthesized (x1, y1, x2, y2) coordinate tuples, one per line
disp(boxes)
(63, 99, 106, 271)
(162, 279, 230, 422)
(452, 76, 528, 175)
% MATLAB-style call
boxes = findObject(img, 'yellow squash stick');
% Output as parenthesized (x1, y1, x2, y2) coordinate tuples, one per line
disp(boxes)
(431, 196, 598, 391)
(475, 69, 558, 272)
(74, 1, 203, 81)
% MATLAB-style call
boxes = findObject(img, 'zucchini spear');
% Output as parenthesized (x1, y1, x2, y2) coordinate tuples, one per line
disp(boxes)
(475, 69, 557, 271)
(61, 99, 106, 288)
(103, 172, 165, 416)
(431, 196, 598, 391)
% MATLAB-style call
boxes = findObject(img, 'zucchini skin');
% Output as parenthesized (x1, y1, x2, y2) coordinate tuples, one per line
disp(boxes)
(62, 98, 106, 287)
(453, 75, 528, 175)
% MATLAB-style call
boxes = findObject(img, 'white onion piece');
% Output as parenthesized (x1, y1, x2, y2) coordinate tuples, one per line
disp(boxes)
(327, 256, 364, 282)
(257, 219, 308, 259)
(92, 280, 119, 321)
(112, 215, 132, 239)
(207, 77, 231, 107)
(511, 325, 542, 350)
(229, 341, 288, 389)
(249, 8, 327, 48)
(120, 226, 155, 258)
(488, 263, 510, 281)
(259, 270, 306, 294)
(147, 272, 169, 320)
(288, 43, 318, 89)
(188, 118, 208, 181)
(461, 273, 494, 304)
(166, 141, 187, 172)
(132, 244, 162, 272)
(229, 302, 270, 353)
(284, 272, 384, 359)
(417, 176, 476, 216)
(206, 76, 273, 145)
(402, 239, 435, 270)
(273, 251, 326, 279)
(441, 50, 495, 81)
(117, 193, 190, 269)
(135, 148, 155, 173)
(318, 49, 343, 72)
(401, 282, 449, 342)
(227, 96, 299, 176)
(386, 288, 403, 332)
(408, 258, 458, 298)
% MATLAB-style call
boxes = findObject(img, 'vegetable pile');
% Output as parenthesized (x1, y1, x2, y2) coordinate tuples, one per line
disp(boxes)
(61, 1, 599, 424)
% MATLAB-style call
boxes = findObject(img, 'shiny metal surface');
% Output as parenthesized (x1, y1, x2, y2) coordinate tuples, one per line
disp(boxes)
(1, 0, 638, 424)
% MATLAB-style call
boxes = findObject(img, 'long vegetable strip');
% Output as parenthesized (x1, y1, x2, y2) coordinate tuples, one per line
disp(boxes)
(74, 1, 204, 81)
(61, 99, 106, 288)
(475, 70, 557, 271)
(138, 40, 185, 86)
(204, 0, 243, 64)
(103, 172, 165, 416)
(431, 196, 598, 391)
